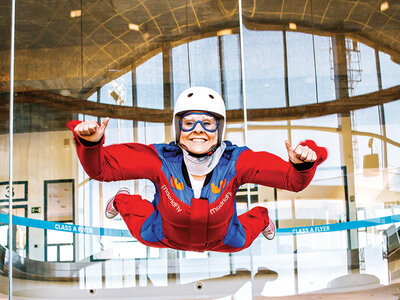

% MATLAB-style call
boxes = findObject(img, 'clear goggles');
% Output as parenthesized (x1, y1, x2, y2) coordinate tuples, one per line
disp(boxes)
(179, 112, 219, 133)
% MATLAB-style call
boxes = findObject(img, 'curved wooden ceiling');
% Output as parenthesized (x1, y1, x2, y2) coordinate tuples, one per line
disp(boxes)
(0, 0, 399, 94)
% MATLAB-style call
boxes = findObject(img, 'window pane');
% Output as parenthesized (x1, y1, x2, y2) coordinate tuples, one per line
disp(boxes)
(189, 37, 221, 92)
(47, 246, 57, 261)
(221, 34, 242, 110)
(351, 41, 378, 96)
(172, 43, 190, 99)
(136, 54, 164, 109)
(287, 32, 317, 106)
(314, 35, 335, 102)
(379, 51, 400, 89)
(47, 229, 73, 244)
(243, 29, 285, 108)
(60, 245, 74, 261)
(100, 72, 133, 106)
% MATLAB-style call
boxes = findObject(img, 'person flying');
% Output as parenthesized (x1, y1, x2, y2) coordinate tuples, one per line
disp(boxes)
(67, 86, 327, 252)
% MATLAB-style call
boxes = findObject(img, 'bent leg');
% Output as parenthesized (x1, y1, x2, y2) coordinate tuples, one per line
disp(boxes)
(114, 193, 167, 249)
(212, 206, 269, 253)
(239, 206, 269, 249)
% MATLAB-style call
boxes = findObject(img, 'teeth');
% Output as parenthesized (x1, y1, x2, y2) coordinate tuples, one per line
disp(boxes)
(192, 139, 206, 142)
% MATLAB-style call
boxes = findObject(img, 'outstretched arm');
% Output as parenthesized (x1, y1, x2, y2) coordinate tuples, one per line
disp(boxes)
(236, 140, 327, 192)
(66, 119, 162, 182)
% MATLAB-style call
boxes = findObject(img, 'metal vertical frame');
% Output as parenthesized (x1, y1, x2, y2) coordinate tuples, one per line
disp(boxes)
(237, 0, 255, 299)
(8, 0, 16, 298)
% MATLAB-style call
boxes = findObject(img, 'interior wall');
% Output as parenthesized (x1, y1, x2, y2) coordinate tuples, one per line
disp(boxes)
(0, 130, 77, 260)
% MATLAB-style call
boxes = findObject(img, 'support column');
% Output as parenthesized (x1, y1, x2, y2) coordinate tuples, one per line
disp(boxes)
(375, 49, 389, 190)
(332, 34, 359, 271)
(131, 62, 140, 195)
(163, 42, 173, 142)
(162, 42, 179, 284)
(283, 29, 298, 293)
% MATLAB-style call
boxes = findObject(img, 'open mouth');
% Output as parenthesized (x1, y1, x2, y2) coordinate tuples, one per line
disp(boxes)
(190, 138, 207, 143)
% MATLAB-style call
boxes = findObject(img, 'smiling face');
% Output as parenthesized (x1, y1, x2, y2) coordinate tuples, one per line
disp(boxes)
(179, 112, 218, 154)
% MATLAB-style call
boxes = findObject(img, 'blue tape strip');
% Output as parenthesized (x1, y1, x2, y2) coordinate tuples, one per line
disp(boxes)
(277, 214, 400, 236)
(0, 213, 132, 237)
(0, 213, 399, 237)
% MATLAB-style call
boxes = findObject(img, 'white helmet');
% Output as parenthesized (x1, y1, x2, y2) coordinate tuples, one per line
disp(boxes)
(173, 86, 226, 145)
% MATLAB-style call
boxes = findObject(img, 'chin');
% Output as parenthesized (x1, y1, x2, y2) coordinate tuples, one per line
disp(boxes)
(183, 141, 210, 154)
(189, 146, 210, 154)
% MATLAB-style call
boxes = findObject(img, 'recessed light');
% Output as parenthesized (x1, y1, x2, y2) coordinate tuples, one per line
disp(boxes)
(380, 1, 389, 12)
(217, 29, 233, 36)
(70, 10, 81, 18)
(60, 89, 71, 96)
(289, 23, 297, 30)
(129, 23, 140, 31)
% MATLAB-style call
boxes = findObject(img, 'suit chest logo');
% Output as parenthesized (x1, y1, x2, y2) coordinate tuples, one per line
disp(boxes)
(170, 176, 184, 190)
(211, 179, 226, 194)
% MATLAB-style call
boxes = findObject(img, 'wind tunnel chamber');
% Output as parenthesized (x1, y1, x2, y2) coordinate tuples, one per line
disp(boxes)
(1, 0, 400, 299)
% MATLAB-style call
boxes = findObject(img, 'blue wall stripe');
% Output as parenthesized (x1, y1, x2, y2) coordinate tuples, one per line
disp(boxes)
(0, 213, 399, 237)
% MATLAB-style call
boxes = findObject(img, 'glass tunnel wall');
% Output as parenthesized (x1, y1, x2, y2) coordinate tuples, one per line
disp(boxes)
(240, 0, 400, 296)
(1, 0, 400, 299)
(0, 0, 11, 298)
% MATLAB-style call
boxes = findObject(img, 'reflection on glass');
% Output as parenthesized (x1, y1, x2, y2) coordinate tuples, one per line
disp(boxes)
(3, 0, 400, 298)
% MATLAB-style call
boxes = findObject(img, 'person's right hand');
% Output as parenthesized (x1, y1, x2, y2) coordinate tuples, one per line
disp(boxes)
(74, 117, 109, 142)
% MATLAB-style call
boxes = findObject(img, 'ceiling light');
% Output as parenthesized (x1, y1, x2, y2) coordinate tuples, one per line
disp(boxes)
(289, 23, 297, 30)
(217, 29, 233, 36)
(380, 1, 389, 12)
(70, 10, 81, 18)
(129, 23, 140, 31)
(60, 89, 71, 96)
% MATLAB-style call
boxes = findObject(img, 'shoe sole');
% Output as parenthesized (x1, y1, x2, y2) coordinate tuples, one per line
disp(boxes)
(105, 188, 131, 219)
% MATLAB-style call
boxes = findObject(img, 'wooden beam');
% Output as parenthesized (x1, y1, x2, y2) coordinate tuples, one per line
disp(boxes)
(2, 84, 399, 123)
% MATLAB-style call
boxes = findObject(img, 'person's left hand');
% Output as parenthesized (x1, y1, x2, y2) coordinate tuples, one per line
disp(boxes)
(285, 140, 317, 164)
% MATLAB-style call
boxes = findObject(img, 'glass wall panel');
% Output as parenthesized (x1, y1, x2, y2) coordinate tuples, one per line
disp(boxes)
(0, 0, 11, 297)
(8, 0, 251, 299)
(241, 0, 400, 297)
(5, 0, 400, 299)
